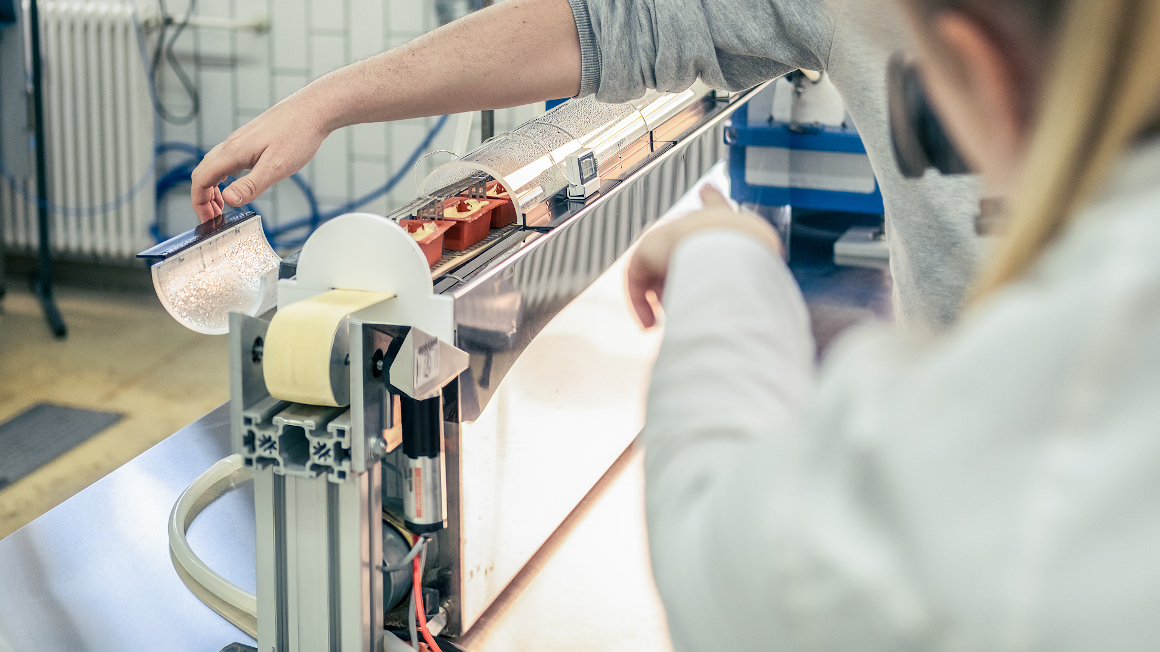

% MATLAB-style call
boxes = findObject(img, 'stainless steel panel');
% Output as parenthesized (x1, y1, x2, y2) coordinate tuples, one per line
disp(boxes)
(442, 97, 737, 634)
(449, 120, 730, 420)
(0, 406, 257, 652)
(0, 193, 891, 652)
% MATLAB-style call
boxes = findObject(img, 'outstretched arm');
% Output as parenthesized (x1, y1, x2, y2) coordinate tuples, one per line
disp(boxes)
(190, 0, 582, 221)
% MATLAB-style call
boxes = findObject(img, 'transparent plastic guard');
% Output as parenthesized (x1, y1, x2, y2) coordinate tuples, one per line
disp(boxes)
(417, 90, 703, 218)
(150, 218, 281, 335)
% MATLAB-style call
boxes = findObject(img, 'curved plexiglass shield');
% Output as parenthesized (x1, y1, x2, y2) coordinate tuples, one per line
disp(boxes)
(416, 92, 697, 223)
(149, 218, 281, 334)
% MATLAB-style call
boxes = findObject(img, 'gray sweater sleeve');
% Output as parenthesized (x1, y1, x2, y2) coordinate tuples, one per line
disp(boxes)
(567, 0, 839, 102)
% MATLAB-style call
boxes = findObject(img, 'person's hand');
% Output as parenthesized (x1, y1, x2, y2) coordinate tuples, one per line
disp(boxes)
(626, 186, 783, 328)
(191, 95, 333, 222)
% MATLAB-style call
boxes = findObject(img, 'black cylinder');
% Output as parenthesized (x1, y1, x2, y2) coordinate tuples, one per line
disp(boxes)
(401, 395, 442, 458)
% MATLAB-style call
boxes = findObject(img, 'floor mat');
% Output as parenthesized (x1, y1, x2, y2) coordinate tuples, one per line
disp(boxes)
(0, 403, 122, 490)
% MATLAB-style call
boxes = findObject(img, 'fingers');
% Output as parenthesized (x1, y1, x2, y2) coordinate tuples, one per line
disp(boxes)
(221, 155, 287, 207)
(191, 179, 230, 222)
(626, 256, 661, 329)
(192, 186, 225, 222)
(628, 280, 658, 329)
(191, 167, 229, 222)
(191, 145, 249, 222)
(699, 184, 732, 209)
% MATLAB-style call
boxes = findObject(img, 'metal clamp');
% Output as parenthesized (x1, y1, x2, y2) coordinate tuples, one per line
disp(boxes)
(417, 199, 445, 221)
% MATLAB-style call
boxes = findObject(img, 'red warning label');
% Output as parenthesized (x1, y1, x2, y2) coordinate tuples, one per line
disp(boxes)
(414, 466, 423, 517)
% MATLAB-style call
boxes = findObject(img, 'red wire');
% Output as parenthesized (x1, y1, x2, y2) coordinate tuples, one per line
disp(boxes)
(413, 554, 442, 652)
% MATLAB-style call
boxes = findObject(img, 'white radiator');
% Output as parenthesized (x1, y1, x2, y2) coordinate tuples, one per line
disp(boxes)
(1, 1, 154, 260)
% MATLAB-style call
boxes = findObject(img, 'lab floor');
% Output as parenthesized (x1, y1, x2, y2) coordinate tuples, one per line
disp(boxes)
(0, 284, 229, 539)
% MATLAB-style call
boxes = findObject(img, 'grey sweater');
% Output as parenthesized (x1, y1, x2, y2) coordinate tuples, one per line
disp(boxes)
(568, 0, 984, 330)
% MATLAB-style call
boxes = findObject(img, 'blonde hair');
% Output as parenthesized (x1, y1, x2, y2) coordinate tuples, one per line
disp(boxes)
(967, 0, 1160, 302)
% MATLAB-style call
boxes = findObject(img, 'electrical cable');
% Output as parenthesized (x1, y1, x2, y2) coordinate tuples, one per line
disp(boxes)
(407, 544, 420, 650)
(380, 534, 428, 574)
(387, 632, 468, 652)
(151, 0, 200, 126)
(408, 591, 419, 650)
(412, 552, 442, 652)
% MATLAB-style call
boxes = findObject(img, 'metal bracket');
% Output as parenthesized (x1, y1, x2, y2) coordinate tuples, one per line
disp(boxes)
(388, 327, 471, 401)
(417, 198, 445, 220)
(464, 178, 487, 199)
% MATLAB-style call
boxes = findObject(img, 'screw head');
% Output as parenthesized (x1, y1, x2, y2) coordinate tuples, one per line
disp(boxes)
(371, 349, 385, 377)
(368, 437, 388, 460)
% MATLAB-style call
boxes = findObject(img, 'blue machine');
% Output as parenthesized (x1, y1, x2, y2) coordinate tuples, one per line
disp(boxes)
(727, 74, 884, 217)
(726, 118, 884, 215)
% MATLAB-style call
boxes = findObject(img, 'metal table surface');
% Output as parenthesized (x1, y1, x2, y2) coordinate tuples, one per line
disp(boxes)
(0, 173, 891, 652)
(0, 405, 255, 652)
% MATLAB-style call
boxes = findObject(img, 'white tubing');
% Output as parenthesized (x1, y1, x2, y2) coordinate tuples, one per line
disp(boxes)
(168, 455, 258, 637)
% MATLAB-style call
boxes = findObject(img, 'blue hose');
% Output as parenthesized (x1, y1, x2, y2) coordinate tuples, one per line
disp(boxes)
(0, 136, 159, 218)
(0, 10, 161, 218)
(265, 114, 451, 248)
(3, 5, 448, 251)
(152, 142, 286, 241)
(154, 113, 448, 250)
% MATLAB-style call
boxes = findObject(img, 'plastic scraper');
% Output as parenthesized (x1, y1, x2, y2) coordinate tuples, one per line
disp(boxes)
(138, 210, 281, 335)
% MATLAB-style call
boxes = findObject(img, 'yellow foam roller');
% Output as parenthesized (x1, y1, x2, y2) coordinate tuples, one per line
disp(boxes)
(263, 289, 393, 406)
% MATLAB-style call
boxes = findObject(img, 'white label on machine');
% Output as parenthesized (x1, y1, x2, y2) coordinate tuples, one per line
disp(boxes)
(413, 329, 440, 391)
(745, 146, 878, 195)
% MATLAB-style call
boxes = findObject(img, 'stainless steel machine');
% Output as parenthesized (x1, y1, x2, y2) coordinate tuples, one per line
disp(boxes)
(140, 82, 756, 651)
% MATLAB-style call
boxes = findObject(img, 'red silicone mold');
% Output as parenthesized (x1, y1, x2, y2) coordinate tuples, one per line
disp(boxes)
(441, 198, 495, 251)
(399, 219, 454, 266)
(485, 181, 517, 228)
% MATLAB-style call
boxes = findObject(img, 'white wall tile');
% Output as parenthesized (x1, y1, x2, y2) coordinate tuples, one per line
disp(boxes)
(270, 175, 314, 224)
(270, 0, 309, 70)
(162, 0, 551, 239)
(233, 33, 271, 112)
(312, 130, 350, 204)
(351, 122, 388, 158)
(194, 25, 233, 57)
(234, 0, 269, 18)
(390, 118, 434, 184)
(159, 191, 198, 238)
(388, 183, 414, 213)
(310, 0, 347, 32)
(197, 69, 236, 145)
(388, 0, 425, 33)
(425, 119, 458, 175)
(387, 34, 415, 49)
(352, 159, 390, 215)
(272, 71, 308, 104)
(160, 112, 199, 145)
(348, 0, 384, 60)
(199, 0, 232, 18)
(313, 193, 349, 225)
(310, 33, 346, 80)
(234, 108, 264, 132)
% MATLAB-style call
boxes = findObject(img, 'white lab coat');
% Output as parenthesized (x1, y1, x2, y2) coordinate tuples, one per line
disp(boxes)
(642, 140, 1160, 652)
